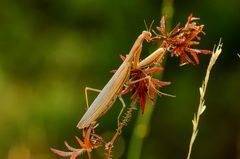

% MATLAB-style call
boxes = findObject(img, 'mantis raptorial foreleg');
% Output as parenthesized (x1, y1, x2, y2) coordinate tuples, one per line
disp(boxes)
(127, 76, 151, 85)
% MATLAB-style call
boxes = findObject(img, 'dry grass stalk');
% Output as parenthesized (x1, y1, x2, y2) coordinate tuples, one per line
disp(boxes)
(186, 40, 222, 159)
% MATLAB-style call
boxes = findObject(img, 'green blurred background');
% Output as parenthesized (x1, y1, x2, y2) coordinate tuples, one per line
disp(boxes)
(0, 0, 239, 159)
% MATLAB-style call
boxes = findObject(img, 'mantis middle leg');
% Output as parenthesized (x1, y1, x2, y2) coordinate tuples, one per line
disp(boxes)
(85, 87, 127, 127)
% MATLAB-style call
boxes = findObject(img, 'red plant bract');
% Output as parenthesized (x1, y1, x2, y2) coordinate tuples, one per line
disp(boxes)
(121, 67, 173, 114)
(50, 125, 104, 159)
(153, 14, 213, 65)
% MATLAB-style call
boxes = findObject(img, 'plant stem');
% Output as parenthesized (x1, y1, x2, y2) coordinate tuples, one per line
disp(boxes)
(126, 99, 154, 159)
(105, 99, 138, 159)
(126, 1, 174, 159)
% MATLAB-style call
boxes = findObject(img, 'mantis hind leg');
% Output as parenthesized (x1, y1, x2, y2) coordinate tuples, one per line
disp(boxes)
(84, 87, 101, 110)
(117, 96, 126, 128)
(85, 87, 127, 128)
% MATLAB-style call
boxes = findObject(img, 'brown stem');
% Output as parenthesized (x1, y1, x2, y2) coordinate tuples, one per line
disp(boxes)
(105, 99, 138, 159)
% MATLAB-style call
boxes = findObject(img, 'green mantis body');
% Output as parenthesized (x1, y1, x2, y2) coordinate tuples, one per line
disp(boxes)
(77, 31, 165, 129)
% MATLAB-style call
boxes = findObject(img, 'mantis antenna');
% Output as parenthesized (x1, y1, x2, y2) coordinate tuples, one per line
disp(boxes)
(144, 19, 155, 34)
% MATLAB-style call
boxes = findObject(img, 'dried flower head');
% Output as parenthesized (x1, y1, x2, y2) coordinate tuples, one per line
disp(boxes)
(50, 124, 104, 159)
(153, 14, 213, 65)
(120, 66, 174, 114)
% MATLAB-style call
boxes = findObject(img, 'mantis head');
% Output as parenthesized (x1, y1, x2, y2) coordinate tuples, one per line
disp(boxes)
(143, 20, 155, 42)
(142, 31, 152, 42)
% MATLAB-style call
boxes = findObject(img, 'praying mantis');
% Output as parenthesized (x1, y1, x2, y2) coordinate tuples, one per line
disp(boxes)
(77, 27, 167, 130)
(51, 14, 214, 159)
